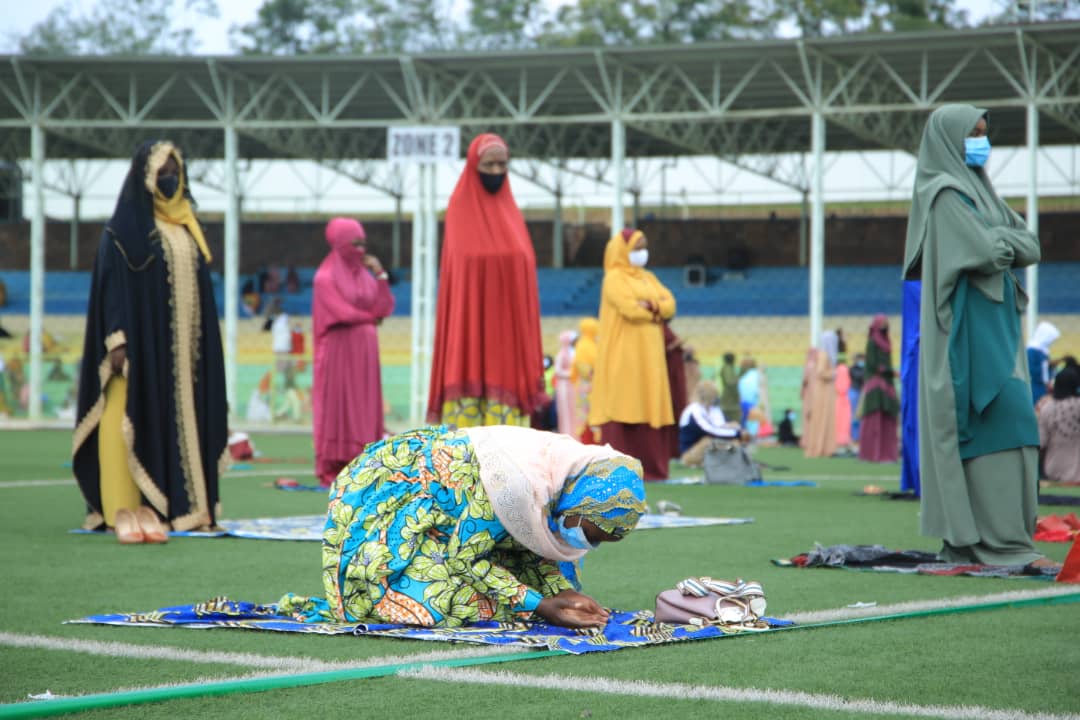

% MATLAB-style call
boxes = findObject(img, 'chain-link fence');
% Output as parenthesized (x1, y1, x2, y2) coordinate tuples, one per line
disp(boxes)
(2, 264, 1077, 435)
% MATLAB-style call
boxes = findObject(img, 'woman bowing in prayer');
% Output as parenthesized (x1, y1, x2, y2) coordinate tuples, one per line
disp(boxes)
(73, 140, 227, 541)
(312, 217, 395, 487)
(427, 133, 545, 427)
(588, 228, 676, 480)
(903, 104, 1056, 568)
(279, 425, 646, 628)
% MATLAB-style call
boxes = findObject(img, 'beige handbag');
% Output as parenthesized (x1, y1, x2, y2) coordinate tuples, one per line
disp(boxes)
(654, 577, 767, 627)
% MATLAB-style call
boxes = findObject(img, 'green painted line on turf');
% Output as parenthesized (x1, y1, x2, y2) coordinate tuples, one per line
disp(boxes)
(0, 649, 566, 719)
(5, 591, 1077, 718)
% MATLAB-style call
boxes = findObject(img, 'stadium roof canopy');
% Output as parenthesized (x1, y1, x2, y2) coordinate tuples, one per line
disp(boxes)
(1, 21, 1079, 168)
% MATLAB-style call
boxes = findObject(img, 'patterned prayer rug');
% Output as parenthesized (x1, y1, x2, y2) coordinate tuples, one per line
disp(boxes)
(217, 514, 753, 542)
(70, 514, 753, 541)
(67, 597, 792, 655)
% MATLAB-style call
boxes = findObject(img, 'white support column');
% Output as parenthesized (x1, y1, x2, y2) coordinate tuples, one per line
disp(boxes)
(409, 164, 428, 427)
(808, 111, 826, 347)
(392, 194, 403, 269)
(424, 165, 438, 376)
(552, 186, 564, 269)
(223, 125, 240, 416)
(1025, 101, 1039, 335)
(28, 122, 45, 420)
(610, 117, 625, 233)
(798, 190, 809, 268)
(69, 193, 80, 270)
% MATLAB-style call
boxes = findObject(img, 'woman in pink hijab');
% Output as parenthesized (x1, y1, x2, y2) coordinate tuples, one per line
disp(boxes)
(312, 218, 395, 487)
(553, 330, 577, 436)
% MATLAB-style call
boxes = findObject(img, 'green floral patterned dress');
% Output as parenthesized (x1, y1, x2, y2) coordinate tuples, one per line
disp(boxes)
(281, 426, 572, 627)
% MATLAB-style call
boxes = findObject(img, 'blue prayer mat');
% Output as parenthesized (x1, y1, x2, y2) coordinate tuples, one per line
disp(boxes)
(659, 476, 817, 488)
(68, 597, 793, 655)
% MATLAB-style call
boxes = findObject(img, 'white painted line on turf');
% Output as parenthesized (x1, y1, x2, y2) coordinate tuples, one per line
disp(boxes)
(785, 586, 1080, 625)
(0, 479, 75, 488)
(0, 631, 522, 674)
(401, 666, 1080, 720)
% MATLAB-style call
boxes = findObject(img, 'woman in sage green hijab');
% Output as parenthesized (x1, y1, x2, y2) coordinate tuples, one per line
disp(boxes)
(902, 104, 1057, 569)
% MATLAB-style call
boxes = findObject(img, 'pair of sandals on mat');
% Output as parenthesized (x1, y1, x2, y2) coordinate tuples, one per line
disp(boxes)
(113, 507, 170, 544)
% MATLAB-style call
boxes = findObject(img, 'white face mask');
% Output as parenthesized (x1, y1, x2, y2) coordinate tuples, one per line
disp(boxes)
(628, 248, 649, 267)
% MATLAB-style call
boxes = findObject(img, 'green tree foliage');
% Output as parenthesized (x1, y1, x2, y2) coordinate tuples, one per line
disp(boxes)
(231, 0, 367, 55)
(641, 0, 780, 42)
(464, 0, 548, 50)
(232, 0, 455, 54)
(868, 0, 970, 32)
(773, 0, 967, 36)
(983, 0, 1080, 23)
(17, 0, 218, 55)
(540, 0, 778, 47)
(356, 0, 454, 53)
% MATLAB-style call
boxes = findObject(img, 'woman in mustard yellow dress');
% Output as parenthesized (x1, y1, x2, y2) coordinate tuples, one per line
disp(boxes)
(587, 229, 676, 479)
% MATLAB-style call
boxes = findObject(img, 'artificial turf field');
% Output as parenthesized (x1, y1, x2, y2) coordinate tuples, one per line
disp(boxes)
(1, 428, 1078, 719)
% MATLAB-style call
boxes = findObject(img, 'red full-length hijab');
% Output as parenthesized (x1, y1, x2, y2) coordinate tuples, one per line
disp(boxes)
(426, 133, 544, 422)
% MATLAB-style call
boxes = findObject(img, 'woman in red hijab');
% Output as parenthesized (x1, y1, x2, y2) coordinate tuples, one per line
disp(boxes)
(312, 218, 395, 487)
(427, 133, 545, 427)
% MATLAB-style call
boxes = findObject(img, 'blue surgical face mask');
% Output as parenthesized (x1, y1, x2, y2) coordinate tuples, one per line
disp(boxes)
(964, 136, 990, 168)
(557, 515, 598, 550)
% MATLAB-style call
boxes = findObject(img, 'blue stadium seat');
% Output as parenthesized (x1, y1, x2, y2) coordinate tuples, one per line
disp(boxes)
(4, 262, 1077, 318)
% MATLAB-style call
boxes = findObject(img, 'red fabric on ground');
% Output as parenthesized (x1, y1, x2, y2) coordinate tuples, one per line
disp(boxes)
(1035, 513, 1080, 543)
(1056, 533, 1080, 583)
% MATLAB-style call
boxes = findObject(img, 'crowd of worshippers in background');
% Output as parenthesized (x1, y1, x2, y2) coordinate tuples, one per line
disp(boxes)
(67, 105, 1071, 595)
(68, 119, 1077, 552)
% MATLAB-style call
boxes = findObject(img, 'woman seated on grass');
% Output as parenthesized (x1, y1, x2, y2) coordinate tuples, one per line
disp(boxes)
(280, 425, 645, 629)
(677, 380, 744, 467)
(1038, 365, 1080, 484)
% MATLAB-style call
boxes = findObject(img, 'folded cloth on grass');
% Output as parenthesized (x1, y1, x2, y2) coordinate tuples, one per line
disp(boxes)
(746, 480, 818, 488)
(1035, 513, 1080, 543)
(71, 514, 754, 542)
(772, 543, 1058, 580)
(853, 489, 919, 500)
(68, 597, 792, 655)
(273, 481, 325, 492)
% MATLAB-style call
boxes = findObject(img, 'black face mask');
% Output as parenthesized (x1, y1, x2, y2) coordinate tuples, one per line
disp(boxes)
(157, 174, 180, 199)
(478, 171, 505, 195)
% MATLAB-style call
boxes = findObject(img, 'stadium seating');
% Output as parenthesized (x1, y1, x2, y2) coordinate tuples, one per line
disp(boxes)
(1, 262, 1076, 318)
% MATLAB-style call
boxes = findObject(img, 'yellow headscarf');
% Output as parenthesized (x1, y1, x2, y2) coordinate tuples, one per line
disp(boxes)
(145, 142, 212, 264)
(572, 317, 599, 384)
